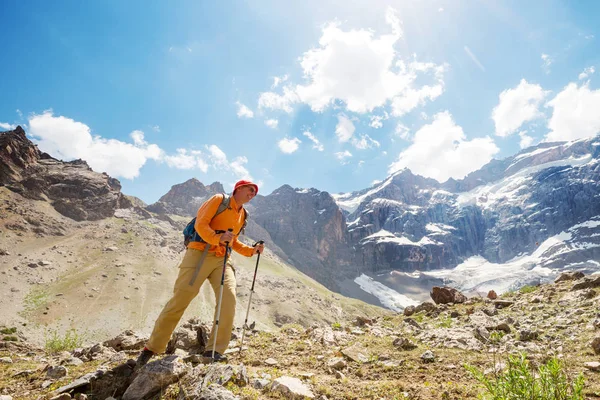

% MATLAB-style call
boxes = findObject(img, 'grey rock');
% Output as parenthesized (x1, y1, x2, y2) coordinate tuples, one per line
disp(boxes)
(592, 337, 600, 355)
(430, 286, 467, 304)
(555, 271, 585, 283)
(252, 378, 271, 389)
(403, 305, 415, 316)
(189, 383, 239, 400)
(341, 343, 369, 363)
(270, 376, 315, 399)
(203, 364, 248, 387)
(327, 357, 347, 370)
(47, 365, 68, 379)
(393, 337, 417, 351)
(421, 350, 435, 363)
(122, 355, 187, 400)
(103, 330, 147, 351)
(584, 361, 600, 372)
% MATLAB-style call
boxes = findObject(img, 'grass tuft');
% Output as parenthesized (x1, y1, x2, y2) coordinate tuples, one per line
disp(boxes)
(44, 328, 84, 353)
(466, 353, 585, 399)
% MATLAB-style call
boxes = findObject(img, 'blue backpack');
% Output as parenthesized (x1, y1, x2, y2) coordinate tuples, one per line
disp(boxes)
(183, 194, 248, 247)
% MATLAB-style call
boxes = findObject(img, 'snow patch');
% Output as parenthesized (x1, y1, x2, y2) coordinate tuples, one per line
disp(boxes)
(457, 155, 592, 209)
(332, 174, 396, 213)
(354, 274, 419, 312)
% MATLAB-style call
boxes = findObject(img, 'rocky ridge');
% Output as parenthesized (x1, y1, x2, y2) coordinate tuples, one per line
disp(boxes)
(0, 127, 131, 221)
(1, 271, 600, 399)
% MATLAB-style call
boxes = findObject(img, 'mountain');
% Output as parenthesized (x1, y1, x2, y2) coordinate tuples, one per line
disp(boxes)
(329, 136, 600, 306)
(0, 126, 132, 221)
(144, 133, 600, 310)
(146, 178, 224, 217)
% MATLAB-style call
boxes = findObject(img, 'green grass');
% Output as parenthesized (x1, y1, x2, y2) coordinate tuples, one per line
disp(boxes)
(44, 328, 84, 353)
(466, 353, 585, 399)
(21, 288, 49, 316)
(0, 327, 17, 335)
(519, 285, 538, 294)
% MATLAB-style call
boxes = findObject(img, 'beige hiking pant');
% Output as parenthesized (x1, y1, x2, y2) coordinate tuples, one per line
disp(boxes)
(146, 248, 236, 354)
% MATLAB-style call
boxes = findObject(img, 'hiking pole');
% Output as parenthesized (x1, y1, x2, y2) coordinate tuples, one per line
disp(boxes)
(239, 240, 264, 355)
(212, 228, 233, 362)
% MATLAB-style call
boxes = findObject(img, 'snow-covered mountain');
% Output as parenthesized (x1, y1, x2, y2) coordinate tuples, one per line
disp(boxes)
(330, 136, 600, 307)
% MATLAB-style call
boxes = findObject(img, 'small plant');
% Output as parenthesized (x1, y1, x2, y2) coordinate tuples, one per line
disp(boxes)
(519, 285, 538, 294)
(331, 322, 342, 330)
(489, 331, 505, 345)
(466, 353, 585, 399)
(0, 327, 17, 335)
(437, 315, 453, 328)
(45, 328, 84, 353)
(3, 336, 18, 342)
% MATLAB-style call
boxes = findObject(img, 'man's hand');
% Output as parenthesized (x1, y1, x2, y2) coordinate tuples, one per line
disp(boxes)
(253, 242, 265, 255)
(220, 230, 234, 243)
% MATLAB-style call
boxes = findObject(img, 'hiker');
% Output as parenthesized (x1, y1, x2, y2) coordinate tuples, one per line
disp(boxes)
(136, 180, 264, 366)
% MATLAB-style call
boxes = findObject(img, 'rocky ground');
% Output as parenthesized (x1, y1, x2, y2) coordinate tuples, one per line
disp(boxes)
(1, 271, 600, 400)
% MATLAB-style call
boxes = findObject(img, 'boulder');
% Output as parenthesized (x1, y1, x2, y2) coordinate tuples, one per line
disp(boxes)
(122, 356, 187, 400)
(270, 376, 315, 399)
(103, 330, 147, 351)
(430, 287, 467, 305)
(555, 271, 585, 283)
(203, 364, 248, 387)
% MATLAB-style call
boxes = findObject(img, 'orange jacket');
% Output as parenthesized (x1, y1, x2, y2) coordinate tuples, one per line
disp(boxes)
(187, 194, 255, 257)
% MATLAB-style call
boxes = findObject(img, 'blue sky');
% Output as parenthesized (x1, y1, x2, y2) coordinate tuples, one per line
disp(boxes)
(1, 0, 599, 204)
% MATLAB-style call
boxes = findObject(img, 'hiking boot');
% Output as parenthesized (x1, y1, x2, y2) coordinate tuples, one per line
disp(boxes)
(136, 347, 155, 367)
(203, 350, 227, 362)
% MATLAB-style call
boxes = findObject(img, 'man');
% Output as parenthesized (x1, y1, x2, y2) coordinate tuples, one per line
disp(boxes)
(136, 180, 264, 366)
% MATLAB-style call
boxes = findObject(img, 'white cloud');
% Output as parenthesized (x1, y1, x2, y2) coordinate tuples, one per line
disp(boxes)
(545, 82, 600, 142)
(352, 133, 380, 149)
(278, 137, 301, 154)
(541, 54, 553, 74)
(358, 160, 365, 167)
(258, 86, 299, 113)
(334, 150, 353, 164)
(492, 79, 549, 137)
(464, 46, 485, 72)
(24, 111, 254, 180)
(272, 74, 289, 89)
(265, 119, 279, 129)
(518, 130, 534, 149)
(394, 123, 410, 140)
(151, 125, 160, 132)
(28, 111, 163, 180)
(236, 102, 254, 118)
(438, 7, 444, 12)
(0, 122, 16, 130)
(388, 111, 499, 182)
(335, 114, 355, 142)
(303, 131, 324, 151)
(16, 109, 23, 119)
(370, 115, 384, 129)
(207, 144, 253, 179)
(292, 8, 445, 114)
(164, 149, 208, 172)
(579, 66, 596, 80)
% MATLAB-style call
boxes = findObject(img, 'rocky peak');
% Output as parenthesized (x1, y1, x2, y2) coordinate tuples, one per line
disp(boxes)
(146, 178, 225, 217)
(0, 126, 41, 183)
(250, 184, 355, 290)
(0, 126, 131, 221)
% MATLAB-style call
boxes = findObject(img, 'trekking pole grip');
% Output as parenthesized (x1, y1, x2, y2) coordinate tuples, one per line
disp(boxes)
(253, 240, 265, 254)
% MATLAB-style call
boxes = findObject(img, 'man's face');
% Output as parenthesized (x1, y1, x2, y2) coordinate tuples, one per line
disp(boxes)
(236, 185, 256, 204)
